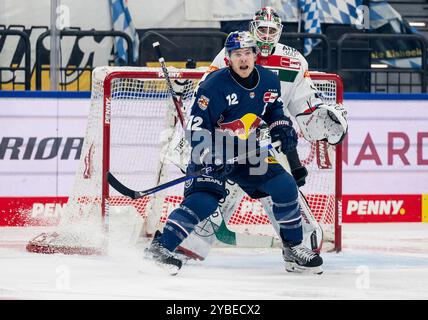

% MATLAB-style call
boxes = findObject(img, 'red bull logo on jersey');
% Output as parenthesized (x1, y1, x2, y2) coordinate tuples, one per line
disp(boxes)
(217, 113, 261, 140)
(263, 92, 278, 103)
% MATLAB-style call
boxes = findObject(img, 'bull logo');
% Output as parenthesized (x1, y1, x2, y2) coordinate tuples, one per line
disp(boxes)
(218, 113, 261, 140)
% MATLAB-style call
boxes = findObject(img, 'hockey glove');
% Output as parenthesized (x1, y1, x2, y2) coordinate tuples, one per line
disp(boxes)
(287, 149, 308, 188)
(269, 118, 298, 154)
(295, 103, 347, 145)
(199, 151, 235, 180)
(291, 166, 308, 187)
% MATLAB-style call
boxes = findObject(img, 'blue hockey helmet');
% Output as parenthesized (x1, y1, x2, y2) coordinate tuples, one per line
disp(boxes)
(225, 31, 259, 57)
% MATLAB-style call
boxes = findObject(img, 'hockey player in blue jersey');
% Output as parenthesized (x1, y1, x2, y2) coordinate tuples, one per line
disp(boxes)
(145, 31, 323, 275)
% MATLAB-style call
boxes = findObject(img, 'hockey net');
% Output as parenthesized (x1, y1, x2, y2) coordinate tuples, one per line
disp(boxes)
(26, 66, 343, 255)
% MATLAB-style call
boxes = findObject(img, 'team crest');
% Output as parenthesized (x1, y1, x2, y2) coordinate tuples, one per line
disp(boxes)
(197, 95, 210, 110)
(263, 92, 279, 103)
(249, 92, 255, 99)
(185, 178, 194, 188)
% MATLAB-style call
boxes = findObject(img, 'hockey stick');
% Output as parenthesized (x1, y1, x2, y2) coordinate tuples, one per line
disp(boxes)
(152, 41, 186, 126)
(108, 141, 281, 200)
(143, 41, 190, 236)
(107, 171, 197, 200)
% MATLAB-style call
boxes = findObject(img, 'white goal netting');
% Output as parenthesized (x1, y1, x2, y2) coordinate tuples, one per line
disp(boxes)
(26, 66, 342, 254)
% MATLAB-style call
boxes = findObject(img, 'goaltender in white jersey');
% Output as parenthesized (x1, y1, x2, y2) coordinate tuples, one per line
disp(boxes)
(174, 7, 347, 261)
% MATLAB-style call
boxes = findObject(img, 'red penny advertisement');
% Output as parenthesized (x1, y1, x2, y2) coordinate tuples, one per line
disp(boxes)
(0, 197, 68, 226)
(343, 194, 422, 223)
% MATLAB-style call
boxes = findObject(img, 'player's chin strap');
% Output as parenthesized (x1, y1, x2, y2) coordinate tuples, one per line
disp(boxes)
(295, 103, 348, 145)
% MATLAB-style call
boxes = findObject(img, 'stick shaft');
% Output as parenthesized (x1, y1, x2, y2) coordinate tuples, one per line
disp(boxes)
(152, 41, 186, 127)
(108, 141, 280, 199)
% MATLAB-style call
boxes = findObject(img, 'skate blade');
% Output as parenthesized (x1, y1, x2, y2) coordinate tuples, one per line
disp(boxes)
(160, 263, 180, 276)
(140, 256, 181, 276)
(285, 262, 323, 275)
(173, 252, 191, 266)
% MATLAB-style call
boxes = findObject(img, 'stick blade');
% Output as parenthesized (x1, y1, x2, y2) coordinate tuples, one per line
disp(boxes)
(107, 172, 138, 199)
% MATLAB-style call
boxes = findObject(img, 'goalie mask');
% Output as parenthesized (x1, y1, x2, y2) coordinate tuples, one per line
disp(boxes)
(249, 7, 283, 57)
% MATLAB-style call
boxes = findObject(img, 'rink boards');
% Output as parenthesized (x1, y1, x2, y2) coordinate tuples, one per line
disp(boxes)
(0, 92, 427, 225)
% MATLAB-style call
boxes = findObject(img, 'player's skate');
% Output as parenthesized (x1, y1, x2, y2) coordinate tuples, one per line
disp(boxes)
(282, 242, 323, 275)
(144, 231, 183, 276)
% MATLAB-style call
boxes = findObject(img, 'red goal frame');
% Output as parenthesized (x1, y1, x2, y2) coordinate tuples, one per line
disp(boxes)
(101, 70, 343, 252)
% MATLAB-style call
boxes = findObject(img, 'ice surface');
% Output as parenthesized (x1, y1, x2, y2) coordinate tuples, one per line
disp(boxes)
(0, 223, 427, 300)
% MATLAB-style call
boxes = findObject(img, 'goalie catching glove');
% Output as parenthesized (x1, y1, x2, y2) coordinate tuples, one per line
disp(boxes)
(269, 117, 298, 154)
(295, 103, 348, 145)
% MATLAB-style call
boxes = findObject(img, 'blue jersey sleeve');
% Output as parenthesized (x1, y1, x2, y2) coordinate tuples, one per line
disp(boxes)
(186, 86, 226, 162)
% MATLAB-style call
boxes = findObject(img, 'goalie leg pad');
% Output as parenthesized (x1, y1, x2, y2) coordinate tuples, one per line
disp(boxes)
(259, 173, 302, 245)
(174, 181, 245, 261)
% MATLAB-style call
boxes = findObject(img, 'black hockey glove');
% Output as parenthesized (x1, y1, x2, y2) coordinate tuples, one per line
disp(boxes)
(291, 166, 308, 187)
(286, 149, 308, 188)
(269, 118, 298, 154)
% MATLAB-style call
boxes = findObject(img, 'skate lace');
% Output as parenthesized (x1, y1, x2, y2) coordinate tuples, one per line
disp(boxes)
(291, 244, 317, 262)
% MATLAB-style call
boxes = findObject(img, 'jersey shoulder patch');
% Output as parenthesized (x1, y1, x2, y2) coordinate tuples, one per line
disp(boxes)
(276, 43, 301, 58)
(197, 95, 210, 110)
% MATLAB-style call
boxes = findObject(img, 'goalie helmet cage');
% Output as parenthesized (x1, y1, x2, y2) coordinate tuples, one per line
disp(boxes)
(26, 66, 343, 255)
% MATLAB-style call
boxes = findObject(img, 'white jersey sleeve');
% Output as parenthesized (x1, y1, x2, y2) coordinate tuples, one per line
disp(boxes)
(263, 44, 347, 143)
(198, 48, 228, 84)
(270, 43, 324, 118)
(211, 48, 228, 69)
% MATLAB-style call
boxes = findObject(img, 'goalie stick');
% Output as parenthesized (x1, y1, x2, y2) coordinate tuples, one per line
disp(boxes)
(269, 143, 324, 252)
(152, 41, 186, 126)
(108, 141, 281, 200)
(142, 42, 188, 236)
